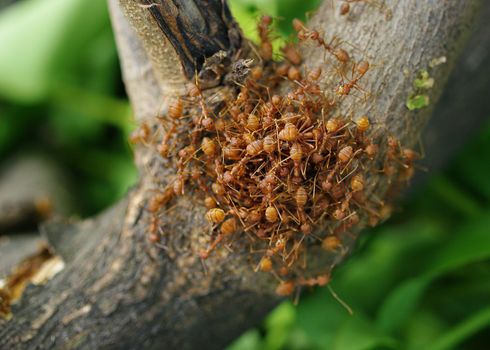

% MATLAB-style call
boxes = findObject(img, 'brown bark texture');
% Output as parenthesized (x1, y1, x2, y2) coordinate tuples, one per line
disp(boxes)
(0, 1, 486, 349)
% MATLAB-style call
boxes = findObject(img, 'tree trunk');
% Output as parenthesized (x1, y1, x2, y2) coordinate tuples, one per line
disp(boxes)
(0, 1, 485, 349)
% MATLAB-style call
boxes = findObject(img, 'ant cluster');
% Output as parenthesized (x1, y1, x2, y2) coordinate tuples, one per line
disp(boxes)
(131, 16, 417, 296)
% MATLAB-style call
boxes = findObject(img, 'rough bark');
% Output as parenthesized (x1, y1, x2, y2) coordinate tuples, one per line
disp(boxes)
(140, 0, 242, 81)
(0, 1, 485, 349)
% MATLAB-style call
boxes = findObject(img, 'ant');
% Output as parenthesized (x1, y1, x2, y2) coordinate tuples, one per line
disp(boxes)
(335, 60, 370, 96)
(293, 19, 350, 64)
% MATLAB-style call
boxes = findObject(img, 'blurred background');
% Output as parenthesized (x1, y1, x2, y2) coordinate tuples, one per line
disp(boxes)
(0, 0, 489, 349)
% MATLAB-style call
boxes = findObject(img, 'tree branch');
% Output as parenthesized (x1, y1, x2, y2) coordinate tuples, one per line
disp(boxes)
(0, 1, 485, 349)
(109, 0, 164, 121)
(141, 0, 242, 81)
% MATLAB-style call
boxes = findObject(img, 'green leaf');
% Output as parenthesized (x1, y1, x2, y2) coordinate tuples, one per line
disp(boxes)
(406, 94, 430, 110)
(296, 288, 350, 347)
(404, 310, 447, 350)
(425, 307, 490, 350)
(228, 0, 262, 43)
(376, 213, 490, 334)
(413, 70, 434, 89)
(427, 214, 490, 276)
(228, 0, 286, 58)
(52, 85, 132, 131)
(0, 0, 109, 102)
(377, 277, 431, 333)
(332, 221, 442, 312)
(229, 0, 278, 17)
(264, 302, 296, 350)
(0, 0, 72, 101)
(275, 0, 322, 36)
(333, 314, 398, 350)
(227, 329, 263, 350)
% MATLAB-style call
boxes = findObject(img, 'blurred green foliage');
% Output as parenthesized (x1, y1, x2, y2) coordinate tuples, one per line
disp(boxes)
(229, 0, 321, 54)
(0, 0, 489, 349)
(0, 0, 135, 216)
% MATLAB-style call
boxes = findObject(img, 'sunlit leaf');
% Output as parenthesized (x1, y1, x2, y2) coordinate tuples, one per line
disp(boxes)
(0, 0, 109, 102)
(406, 94, 430, 110)
(264, 302, 296, 350)
(333, 314, 397, 350)
(227, 329, 262, 350)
